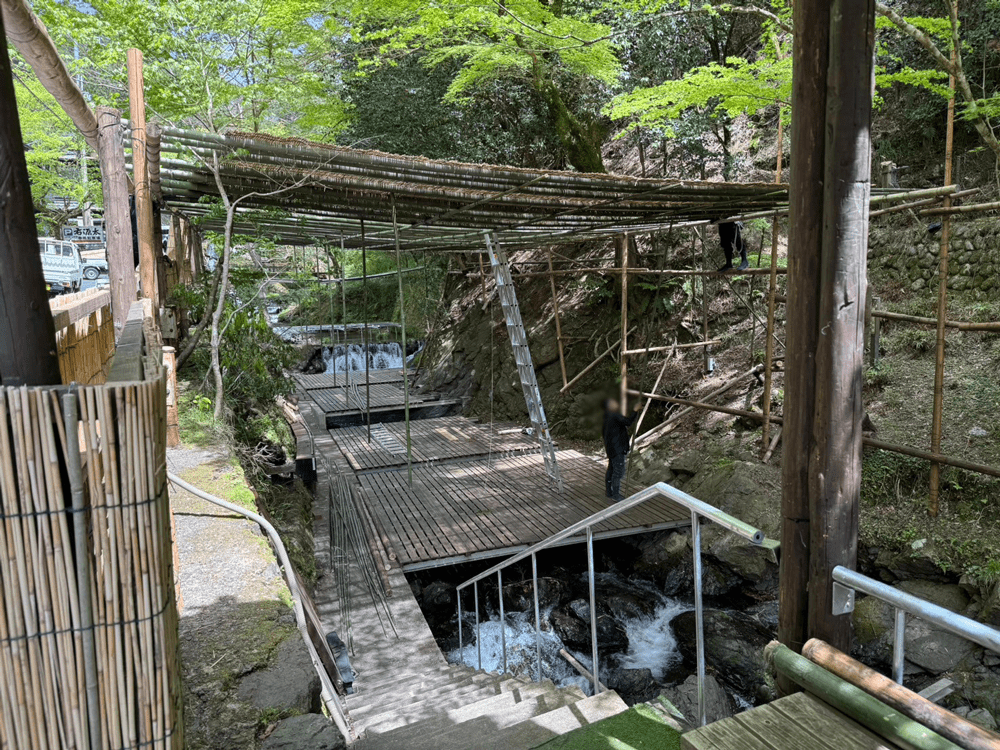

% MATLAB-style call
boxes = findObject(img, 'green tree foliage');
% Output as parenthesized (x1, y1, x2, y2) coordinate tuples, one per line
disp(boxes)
(10, 59, 101, 233)
(342, 0, 621, 171)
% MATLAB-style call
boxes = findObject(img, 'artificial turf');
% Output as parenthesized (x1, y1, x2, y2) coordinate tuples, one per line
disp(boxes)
(533, 704, 682, 750)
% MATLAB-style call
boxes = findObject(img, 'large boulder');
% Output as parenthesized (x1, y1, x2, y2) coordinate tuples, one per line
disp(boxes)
(419, 580, 455, 631)
(658, 674, 734, 728)
(851, 583, 977, 675)
(262, 714, 346, 750)
(604, 667, 660, 705)
(681, 460, 781, 538)
(551, 599, 629, 652)
(671, 609, 774, 703)
(503, 577, 571, 612)
(237, 636, 321, 714)
(631, 531, 694, 596)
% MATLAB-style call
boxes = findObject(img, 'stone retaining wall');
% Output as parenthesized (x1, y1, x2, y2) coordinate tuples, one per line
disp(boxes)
(867, 218, 1000, 297)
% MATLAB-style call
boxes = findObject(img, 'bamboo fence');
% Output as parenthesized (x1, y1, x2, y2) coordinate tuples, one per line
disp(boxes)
(50, 288, 117, 385)
(0, 319, 182, 749)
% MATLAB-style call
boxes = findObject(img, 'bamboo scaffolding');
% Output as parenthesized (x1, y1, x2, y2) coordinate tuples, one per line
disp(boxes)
(547, 251, 568, 388)
(623, 340, 721, 354)
(919, 200, 1000, 216)
(761, 103, 785, 457)
(392, 199, 413, 485)
(868, 188, 978, 217)
(620, 235, 629, 413)
(559, 328, 636, 394)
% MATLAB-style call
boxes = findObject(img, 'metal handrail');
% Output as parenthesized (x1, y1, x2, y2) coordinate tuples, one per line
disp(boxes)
(832, 566, 1000, 684)
(455, 480, 766, 727)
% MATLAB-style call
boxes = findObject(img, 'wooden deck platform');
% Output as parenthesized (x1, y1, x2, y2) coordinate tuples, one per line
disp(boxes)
(294, 371, 690, 571)
(358, 449, 689, 570)
(293, 369, 406, 389)
(327, 417, 539, 472)
(682, 692, 903, 750)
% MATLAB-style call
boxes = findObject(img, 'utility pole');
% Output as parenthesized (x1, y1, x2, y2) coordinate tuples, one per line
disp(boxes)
(0, 10, 62, 385)
(778, 0, 876, 665)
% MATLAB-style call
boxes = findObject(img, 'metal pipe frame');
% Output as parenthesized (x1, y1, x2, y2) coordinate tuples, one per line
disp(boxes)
(832, 566, 1000, 684)
(455, 482, 765, 704)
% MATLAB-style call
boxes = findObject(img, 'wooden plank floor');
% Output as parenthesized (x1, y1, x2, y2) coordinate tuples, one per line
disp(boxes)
(682, 692, 904, 750)
(358, 450, 689, 570)
(328, 417, 540, 472)
(293, 369, 405, 390)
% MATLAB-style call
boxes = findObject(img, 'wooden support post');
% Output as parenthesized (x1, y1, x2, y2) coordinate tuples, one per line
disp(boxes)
(620, 234, 629, 414)
(779, 0, 875, 660)
(96, 106, 136, 337)
(699, 229, 711, 373)
(392, 199, 412, 485)
(929, 26, 957, 517)
(362, 219, 371, 443)
(340, 237, 349, 386)
(478, 253, 488, 302)
(761, 109, 785, 457)
(127, 48, 159, 313)
(548, 250, 568, 388)
(163, 345, 180, 446)
(0, 17, 61, 386)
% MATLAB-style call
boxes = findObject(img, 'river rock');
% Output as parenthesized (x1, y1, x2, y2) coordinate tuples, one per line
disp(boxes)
(503, 577, 570, 612)
(671, 609, 774, 703)
(262, 714, 346, 750)
(658, 674, 734, 728)
(604, 667, 660, 705)
(553, 599, 629, 652)
(632, 531, 694, 596)
(851, 584, 976, 674)
(550, 605, 591, 649)
(670, 450, 705, 476)
(681, 460, 781, 538)
(237, 636, 321, 714)
(420, 580, 455, 631)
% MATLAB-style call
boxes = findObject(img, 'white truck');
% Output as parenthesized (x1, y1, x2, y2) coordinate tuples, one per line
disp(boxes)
(38, 237, 85, 293)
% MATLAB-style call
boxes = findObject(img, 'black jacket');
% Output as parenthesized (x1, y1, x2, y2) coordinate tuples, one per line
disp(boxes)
(602, 405, 637, 459)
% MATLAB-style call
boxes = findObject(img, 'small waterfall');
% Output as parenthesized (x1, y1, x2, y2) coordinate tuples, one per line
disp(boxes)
(321, 342, 422, 373)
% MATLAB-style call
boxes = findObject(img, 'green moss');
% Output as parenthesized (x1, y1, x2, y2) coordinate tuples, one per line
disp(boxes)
(853, 597, 890, 645)
(180, 460, 257, 512)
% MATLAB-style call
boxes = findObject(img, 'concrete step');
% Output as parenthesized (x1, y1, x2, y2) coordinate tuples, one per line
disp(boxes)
(351, 664, 455, 694)
(355, 682, 507, 732)
(365, 682, 583, 748)
(355, 690, 628, 750)
(349, 672, 510, 719)
(347, 669, 470, 706)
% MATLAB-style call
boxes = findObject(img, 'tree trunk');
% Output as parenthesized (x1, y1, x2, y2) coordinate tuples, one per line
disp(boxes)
(210, 205, 234, 420)
(175, 256, 223, 370)
(0, 10, 62, 386)
(531, 60, 606, 173)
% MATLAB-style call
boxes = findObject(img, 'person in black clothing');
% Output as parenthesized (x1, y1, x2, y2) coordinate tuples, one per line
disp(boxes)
(717, 221, 748, 272)
(603, 398, 641, 502)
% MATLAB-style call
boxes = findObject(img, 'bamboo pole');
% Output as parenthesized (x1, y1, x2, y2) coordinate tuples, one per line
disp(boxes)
(930, 32, 957, 517)
(623, 340, 721, 354)
(340, 237, 349, 387)
(547, 251, 568, 388)
(919, 200, 1000, 216)
(869, 188, 978, 217)
(767, 642, 960, 750)
(620, 234, 629, 413)
(700, 229, 710, 373)
(761, 104, 785, 457)
(802, 639, 1000, 750)
(392, 198, 413, 485)
(559, 328, 636, 394)
(361, 221, 371, 443)
(127, 49, 158, 313)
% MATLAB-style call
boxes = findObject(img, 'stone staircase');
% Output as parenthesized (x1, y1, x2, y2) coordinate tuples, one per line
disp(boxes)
(349, 663, 629, 749)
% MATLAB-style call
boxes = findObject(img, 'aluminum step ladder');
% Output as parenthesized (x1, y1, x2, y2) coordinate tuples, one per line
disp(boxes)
(485, 233, 563, 490)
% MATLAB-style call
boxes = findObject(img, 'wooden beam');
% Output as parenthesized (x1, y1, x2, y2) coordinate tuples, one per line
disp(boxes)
(0, 14, 61, 385)
(1, 0, 99, 151)
(559, 327, 636, 394)
(127, 48, 158, 312)
(96, 106, 137, 335)
(780, 0, 875, 659)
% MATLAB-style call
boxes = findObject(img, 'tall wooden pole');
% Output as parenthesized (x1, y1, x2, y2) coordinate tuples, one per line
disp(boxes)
(548, 250, 568, 389)
(619, 234, 629, 414)
(779, 0, 875, 661)
(0, 12, 61, 385)
(761, 92, 786, 457)
(362, 219, 371, 443)
(929, 12, 957, 517)
(127, 48, 158, 312)
(96, 105, 137, 337)
(392, 198, 412, 485)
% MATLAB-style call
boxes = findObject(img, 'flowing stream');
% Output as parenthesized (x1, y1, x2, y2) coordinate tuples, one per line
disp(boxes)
(321, 342, 422, 372)
(447, 573, 690, 696)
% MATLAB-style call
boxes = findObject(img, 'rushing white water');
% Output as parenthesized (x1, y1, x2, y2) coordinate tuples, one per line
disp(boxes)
(447, 576, 690, 694)
(322, 342, 422, 372)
